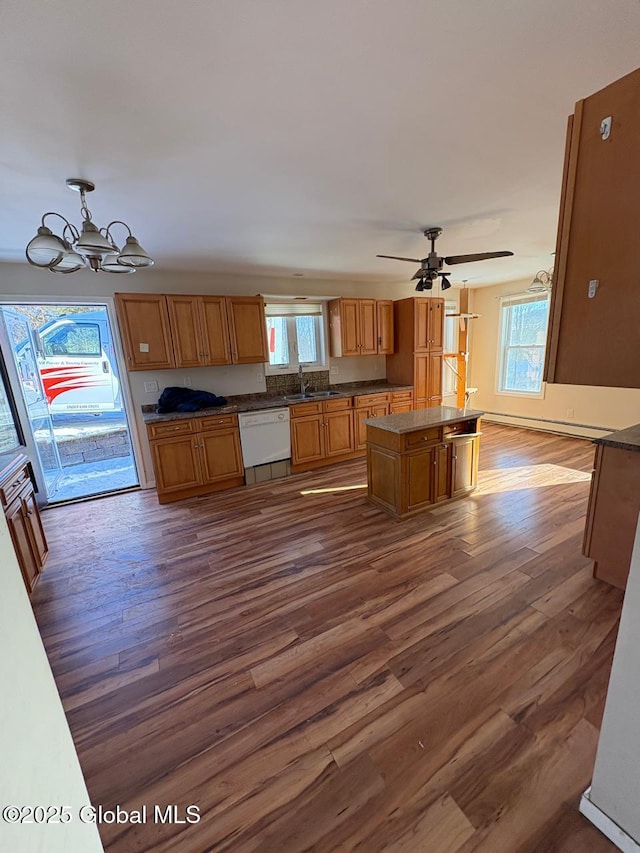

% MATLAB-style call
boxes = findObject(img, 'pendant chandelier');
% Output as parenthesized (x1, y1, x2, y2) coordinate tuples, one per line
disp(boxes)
(527, 268, 553, 293)
(25, 179, 154, 275)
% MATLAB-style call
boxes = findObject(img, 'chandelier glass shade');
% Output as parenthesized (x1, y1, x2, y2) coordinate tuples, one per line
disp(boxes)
(527, 269, 553, 293)
(25, 179, 154, 274)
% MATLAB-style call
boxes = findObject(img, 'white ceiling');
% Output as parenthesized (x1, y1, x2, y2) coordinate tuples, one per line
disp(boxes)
(1, 0, 639, 287)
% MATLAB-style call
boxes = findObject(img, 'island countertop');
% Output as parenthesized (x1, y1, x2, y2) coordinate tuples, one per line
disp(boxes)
(364, 405, 484, 434)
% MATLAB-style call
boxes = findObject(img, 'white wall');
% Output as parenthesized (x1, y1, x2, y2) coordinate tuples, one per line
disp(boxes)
(0, 512, 103, 853)
(0, 262, 413, 485)
(587, 514, 640, 847)
(468, 280, 640, 436)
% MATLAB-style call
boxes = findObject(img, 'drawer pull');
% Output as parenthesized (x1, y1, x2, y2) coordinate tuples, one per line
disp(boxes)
(444, 432, 483, 440)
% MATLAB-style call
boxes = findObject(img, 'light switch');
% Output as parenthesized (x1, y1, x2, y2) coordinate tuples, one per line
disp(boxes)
(139, 342, 150, 352)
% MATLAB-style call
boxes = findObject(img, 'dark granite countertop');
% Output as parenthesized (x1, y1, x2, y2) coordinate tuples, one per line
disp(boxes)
(363, 406, 484, 434)
(594, 423, 640, 452)
(142, 381, 414, 424)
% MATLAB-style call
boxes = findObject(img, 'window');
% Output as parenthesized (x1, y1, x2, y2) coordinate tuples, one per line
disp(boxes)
(498, 294, 550, 395)
(42, 323, 101, 357)
(265, 303, 326, 373)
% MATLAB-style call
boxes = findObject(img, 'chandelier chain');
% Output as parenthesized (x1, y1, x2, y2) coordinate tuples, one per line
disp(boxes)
(79, 189, 92, 222)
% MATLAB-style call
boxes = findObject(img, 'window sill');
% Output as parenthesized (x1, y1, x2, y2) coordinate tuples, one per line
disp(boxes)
(495, 385, 546, 401)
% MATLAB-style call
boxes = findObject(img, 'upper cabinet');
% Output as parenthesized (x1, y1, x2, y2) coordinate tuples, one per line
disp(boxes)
(167, 295, 231, 367)
(328, 298, 392, 357)
(115, 293, 175, 370)
(117, 294, 268, 371)
(226, 296, 269, 364)
(544, 67, 640, 388)
(376, 300, 394, 355)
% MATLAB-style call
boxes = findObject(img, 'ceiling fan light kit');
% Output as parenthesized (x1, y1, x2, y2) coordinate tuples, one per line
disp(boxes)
(376, 226, 513, 292)
(25, 179, 154, 274)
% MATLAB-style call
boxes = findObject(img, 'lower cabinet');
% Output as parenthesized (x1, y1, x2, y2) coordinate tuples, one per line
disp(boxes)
(389, 389, 414, 414)
(355, 393, 390, 450)
(147, 414, 244, 503)
(367, 418, 481, 519)
(1, 455, 48, 596)
(583, 442, 640, 590)
(451, 435, 477, 496)
(290, 398, 356, 470)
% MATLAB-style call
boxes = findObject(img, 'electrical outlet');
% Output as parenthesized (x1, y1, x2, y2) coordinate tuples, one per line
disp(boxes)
(256, 373, 264, 383)
(183, 376, 192, 388)
(330, 366, 339, 375)
(144, 380, 159, 393)
(566, 408, 575, 419)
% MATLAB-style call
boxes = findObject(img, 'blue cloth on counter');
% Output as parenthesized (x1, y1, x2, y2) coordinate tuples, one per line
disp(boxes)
(157, 386, 228, 414)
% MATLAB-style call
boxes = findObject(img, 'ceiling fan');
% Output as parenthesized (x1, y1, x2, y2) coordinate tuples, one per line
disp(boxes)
(377, 227, 513, 291)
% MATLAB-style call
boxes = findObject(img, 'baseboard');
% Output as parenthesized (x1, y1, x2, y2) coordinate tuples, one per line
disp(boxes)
(481, 411, 613, 440)
(580, 787, 640, 853)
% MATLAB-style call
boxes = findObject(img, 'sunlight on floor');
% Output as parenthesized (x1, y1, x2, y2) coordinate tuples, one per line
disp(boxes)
(300, 484, 367, 495)
(477, 463, 591, 494)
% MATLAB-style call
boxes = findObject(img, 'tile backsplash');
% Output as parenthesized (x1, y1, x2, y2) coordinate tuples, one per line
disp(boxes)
(266, 371, 330, 395)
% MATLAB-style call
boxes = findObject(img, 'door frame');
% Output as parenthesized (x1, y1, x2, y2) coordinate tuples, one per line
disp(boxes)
(0, 294, 148, 501)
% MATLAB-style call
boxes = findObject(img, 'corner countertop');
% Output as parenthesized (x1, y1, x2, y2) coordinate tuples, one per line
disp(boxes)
(594, 423, 640, 452)
(141, 381, 414, 425)
(363, 406, 484, 434)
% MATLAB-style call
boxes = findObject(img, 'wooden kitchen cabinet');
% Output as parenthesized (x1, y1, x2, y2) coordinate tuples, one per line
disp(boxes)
(150, 432, 202, 495)
(226, 296, 269, 364)
(167, 295, 231, 367)
(290, 397, 356, 470)
(115, 293, 176, 371)
(328, 298, 389, 357)
(118, 293, 267, 371)
(366, 413, 481, 520)
(389, 389, 414, 414)
(376, 300, 394, 355)
(544, 67, 640, 389)
(583, 434, 640, 590)
(1, 455, 48, 596)
(291, 414, 325, 465)
(387, 298, 444, 408)
(147, 413, 244, 503)
(355, 393, 390, 450)
(199, 427, 244, 484)
(450, 434, 477, 496)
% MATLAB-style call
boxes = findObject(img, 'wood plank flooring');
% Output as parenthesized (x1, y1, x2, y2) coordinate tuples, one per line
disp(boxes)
(32, 424, 621, 852)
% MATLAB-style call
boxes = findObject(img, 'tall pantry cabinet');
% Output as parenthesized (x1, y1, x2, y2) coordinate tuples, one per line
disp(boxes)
(386, 297, 444, 409)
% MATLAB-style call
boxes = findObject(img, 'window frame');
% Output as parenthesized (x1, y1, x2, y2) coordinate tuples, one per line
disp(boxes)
(264, 303, 328, 375)
(496, 293, 550, 399)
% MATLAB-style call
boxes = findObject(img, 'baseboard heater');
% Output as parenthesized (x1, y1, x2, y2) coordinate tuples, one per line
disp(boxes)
(481, 411, 614, 440)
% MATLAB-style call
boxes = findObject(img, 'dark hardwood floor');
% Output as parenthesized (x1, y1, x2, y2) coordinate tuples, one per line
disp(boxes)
(32, 424, 620, 852)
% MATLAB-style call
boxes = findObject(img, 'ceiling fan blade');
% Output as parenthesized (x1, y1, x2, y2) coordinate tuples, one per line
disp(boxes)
(376, 254, 423, 263)
(411, 269, 425, 280)
(444, 251, 514, 265)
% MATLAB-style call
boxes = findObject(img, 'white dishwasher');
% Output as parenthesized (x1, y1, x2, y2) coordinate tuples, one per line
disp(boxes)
(238, 408, 291, 468)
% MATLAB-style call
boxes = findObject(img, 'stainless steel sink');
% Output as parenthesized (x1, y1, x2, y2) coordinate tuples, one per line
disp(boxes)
(283, 390, 342, 401)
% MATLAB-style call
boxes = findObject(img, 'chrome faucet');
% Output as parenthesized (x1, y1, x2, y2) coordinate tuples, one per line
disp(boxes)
(298, 364, 309, 395)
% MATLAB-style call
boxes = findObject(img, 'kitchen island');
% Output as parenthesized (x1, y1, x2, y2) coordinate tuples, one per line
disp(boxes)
(365, 406, 483, 520)
(583, 423, 640, 590)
